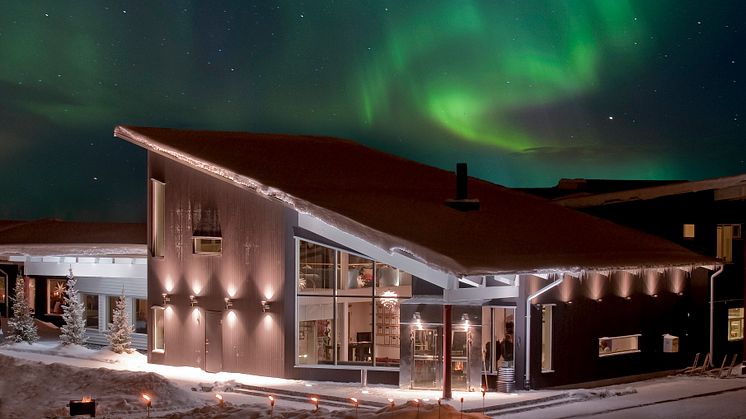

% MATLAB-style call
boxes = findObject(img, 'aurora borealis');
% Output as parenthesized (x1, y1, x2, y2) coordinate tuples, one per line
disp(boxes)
(0, 1, 744, 221)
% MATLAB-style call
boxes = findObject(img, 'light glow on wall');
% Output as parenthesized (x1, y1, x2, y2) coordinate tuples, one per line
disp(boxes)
(263, 286, 275, 301)
(558, 274, 573, 303)
(669, 268, 686, 295)
(613, 271, 635, 299)
(192, 307, 201, 323)
(227, 286, 237, 298)
(226, 310, 237, 327)
(586, 272, 608, 301)
(164, 276, 174, 293)
(644, 270, 661, 296)
(192, 282, 203, 296)
(262, 312, 273, 332)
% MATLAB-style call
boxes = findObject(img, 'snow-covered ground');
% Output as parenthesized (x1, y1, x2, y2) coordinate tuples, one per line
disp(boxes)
(0, 340, 493, 418)
(0, 320, 743, 418)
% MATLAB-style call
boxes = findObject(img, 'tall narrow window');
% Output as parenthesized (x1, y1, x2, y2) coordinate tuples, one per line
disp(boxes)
(683, 224, 695, 239)
(151, 179, 165, 257)
(717, 225, 734, 263)
(541, 304, 553, 372)
(153, 306, 165, 352)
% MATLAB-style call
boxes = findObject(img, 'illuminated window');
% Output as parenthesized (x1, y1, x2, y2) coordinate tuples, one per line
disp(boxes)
(81, 294, 99, 329)
(728, 308, 744, 341)
(193, 236, 222, 254)
(151, 179, 165, 257)
(599, 334, 640, 357)
(296, 238, 411, 368)
(541, 304, 553, 372)
(47, 279, 66, 315)
(153, 306, 165, 352)
(717, 225, 734, 263)
(683, 224, 695, 239)
(135, 299, 147, 334)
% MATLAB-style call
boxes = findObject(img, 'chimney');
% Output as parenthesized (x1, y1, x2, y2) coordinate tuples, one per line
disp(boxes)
(446, 163, 480, 211)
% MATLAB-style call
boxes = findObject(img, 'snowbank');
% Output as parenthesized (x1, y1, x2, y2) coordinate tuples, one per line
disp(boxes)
(0, 354, 200, 418)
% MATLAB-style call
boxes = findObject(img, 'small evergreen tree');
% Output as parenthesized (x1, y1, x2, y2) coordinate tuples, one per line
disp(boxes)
(107, 293, 134, 353)
(60, 269, 87, 346)
(7, 275, 39, 344)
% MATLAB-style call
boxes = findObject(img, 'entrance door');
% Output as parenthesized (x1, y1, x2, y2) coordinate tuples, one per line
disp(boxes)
(482, 307, 516, 373)
(412, 327, 441, 389)
(205, 310, 223, 373)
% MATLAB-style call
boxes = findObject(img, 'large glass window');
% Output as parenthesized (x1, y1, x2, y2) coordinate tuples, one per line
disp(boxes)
(47, 279, 66, 315)
(81, 294, 99, 329)
(153, 306, 165, 352)
(296, 239, 411, 368)
(151, 179, 165, 257)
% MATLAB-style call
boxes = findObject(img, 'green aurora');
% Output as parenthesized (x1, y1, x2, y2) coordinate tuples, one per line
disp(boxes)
(0, 1, 743, 221)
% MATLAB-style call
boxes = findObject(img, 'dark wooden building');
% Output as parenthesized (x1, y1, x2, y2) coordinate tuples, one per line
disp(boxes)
(116, 125, 715, 390)
(540, 176, 746, 375)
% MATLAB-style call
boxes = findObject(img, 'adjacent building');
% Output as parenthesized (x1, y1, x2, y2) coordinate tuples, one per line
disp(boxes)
(0, 219, 148, 349)
(538, 176, 746, 374)
(116, 125, 715, 390)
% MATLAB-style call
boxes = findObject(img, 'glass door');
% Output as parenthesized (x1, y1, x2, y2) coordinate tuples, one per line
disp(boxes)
(412, 328, 441, 389)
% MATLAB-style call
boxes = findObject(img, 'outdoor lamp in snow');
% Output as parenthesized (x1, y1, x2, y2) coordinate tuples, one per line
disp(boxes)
(68, 396, 95, 417)
(311, 397, 319, 412)
(141, 394, 152, 418)
(388, 398, 395, 408)
(350, 397, 359, 417)
(215, 394, 224, 408)
(268, 395, 275, 415)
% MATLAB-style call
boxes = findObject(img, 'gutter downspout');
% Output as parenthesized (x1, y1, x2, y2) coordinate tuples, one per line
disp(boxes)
(710, 265, 725, 365)
(525, 276, 564, 390)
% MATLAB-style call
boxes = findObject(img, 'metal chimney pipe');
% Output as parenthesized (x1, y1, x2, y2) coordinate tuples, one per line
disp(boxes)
(456, 163, 468, 200)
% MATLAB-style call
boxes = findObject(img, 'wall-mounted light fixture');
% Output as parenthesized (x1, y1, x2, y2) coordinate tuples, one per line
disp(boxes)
(261, 300, 271, 312)
(162, 293, 171, 306)
(224, 298, 234, 310)
(189, 295, 198, 307)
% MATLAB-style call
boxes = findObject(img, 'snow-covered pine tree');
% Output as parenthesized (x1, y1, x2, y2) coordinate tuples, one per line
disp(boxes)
(60, 268, 87, 346)
(107, 293, 134, 353)
(7, 275, 39, 344)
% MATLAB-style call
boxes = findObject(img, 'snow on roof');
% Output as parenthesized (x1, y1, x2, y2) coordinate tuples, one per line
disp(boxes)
(0, 219, 146, 257)
(115, 125, 715, 275)
(556, 173, 746, 208)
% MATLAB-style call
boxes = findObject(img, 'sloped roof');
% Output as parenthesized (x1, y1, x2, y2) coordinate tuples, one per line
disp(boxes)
(0, 219, 146, 257)
(115, 125, 714, 275)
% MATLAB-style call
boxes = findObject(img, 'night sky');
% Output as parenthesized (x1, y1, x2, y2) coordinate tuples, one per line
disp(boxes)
(1, 1, 744, 222)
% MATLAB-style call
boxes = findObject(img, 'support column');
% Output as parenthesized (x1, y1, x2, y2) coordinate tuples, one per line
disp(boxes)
(443, 304, 452, 400)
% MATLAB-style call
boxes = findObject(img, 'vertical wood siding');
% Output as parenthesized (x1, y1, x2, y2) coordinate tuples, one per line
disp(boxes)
(148, 153, 296, 377)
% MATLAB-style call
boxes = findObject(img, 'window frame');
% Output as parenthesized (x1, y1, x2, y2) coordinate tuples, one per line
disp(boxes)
(150, 179, 165, 258)
(598, 334, 641, 357)
(541, 304, 554, 372)
(192, 236, 223, 255)
(152, 306, 165, 353)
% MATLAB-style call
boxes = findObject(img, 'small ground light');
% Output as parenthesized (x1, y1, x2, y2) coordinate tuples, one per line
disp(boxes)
(438, 398, 442, 419)
(142, 394, 152, 418)
(311, 397, 319, 412)
(215, 394, 224, 408)
(268, 395, 275, 415)
(388, 398, 395, 408)
(481, 387, 486, 412)
(460, 397, 464, 419)
(350, 397, 359, 417)
(414, 399, 420, 418)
